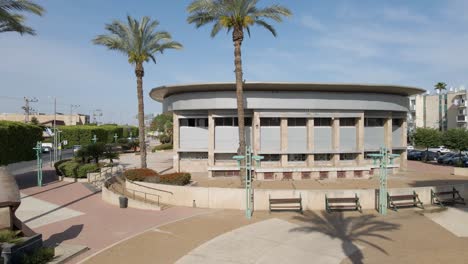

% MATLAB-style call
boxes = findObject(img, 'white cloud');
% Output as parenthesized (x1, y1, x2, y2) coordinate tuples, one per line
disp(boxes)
(381, 7, 429, 23)
(300, 15, 326, 32)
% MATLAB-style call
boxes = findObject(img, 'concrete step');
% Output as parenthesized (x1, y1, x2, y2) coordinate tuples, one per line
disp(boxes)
(48, 244, 89, 264)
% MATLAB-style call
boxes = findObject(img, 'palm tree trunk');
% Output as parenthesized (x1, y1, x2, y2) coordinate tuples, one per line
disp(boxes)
(135, 62, 147, 168)
(233, 27, 246, 180)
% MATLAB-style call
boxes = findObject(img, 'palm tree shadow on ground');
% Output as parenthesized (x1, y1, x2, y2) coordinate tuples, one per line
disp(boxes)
(289, 211, 400, 264)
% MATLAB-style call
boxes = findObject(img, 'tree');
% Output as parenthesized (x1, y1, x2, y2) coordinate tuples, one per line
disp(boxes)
(434, 82, 447, 131)
(187, 0, 292, 176)
(0, 0, 44, 35)
(93, 16, 182, 168)
(30, 116, 39, 125)
(414, 128, 442, 159)
(151, 113, 173, 144)
(104, 144, 119, 163)
(443, 128, 468, 154)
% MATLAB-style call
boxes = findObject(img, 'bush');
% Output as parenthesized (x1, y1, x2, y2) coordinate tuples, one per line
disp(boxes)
(124, 168, 158, 181)
(21, 247, 54, 264)
(159, 172, 191, 186)
(76, 163, 100, 178)
(58, 161, 80, 178)
(152, 143, 173, 152)
(0, 229, 22, 244)
(0, 121, 42, 165)
(60, 125, 139, 148)
(54, 159, 72, 176)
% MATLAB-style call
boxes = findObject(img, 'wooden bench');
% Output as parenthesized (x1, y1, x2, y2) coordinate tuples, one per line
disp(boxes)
(325, 194, 362, 213)
(387, 191, 424, 211)
(431, 187, 466, 207)
(269, 194, 303, 213)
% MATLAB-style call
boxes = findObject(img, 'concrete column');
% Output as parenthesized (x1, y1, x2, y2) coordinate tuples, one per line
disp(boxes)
(307, 118, 314, 167)
(332, 117, 340, 166)
(253, 111, 261, 156)
(281, 118, 288, 167)
(208, 111, 215, 177)
(356, 113, 365, 165)
(400, 118, 408, 170)
(172, 112, 180, 172)
(384, 113, 393, 152)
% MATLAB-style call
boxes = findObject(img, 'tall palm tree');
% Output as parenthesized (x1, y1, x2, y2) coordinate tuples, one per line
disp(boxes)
(187, 0, 292, 173)
(93, 16, 182, 168)
(434, 82, 447, 131)
(0, 0, 44, 35)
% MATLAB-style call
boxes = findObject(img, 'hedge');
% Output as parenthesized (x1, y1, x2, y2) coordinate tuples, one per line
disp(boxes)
(54, 159, 72, 176)
(152, 143, 173, 152)
(57, 160, 100, 178)
(159, 173, 191, 186)
(0, 121, 42, 166)
(60, 125, 138, 148)
(123, 168, 158, 181)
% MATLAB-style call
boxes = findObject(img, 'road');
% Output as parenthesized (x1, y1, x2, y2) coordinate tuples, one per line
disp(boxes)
(6, 149, 74, 175)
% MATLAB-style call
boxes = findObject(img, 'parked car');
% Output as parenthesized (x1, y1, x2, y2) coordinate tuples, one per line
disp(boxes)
(407, 150, 423, 160)
(407, 145, 414, 151)
(437, 153, 456, 164)
(41, 146, 51, 153)
(446, 153, 468, 166)
(421, 151, 438, 161)
(73, 145, 82, 155)
(428, 146, 451, 154)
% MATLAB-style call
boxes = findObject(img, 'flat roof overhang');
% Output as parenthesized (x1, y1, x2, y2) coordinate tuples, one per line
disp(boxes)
(149, 82, 426, 103)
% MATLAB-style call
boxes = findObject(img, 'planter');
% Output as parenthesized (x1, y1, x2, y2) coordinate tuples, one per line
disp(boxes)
(119, 196, 128, 208)
(454, 167, 468, 177)
(1, 234, 43, 264)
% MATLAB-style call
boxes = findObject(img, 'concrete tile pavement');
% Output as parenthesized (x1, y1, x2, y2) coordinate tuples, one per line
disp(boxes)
(13, 168, 211, 263)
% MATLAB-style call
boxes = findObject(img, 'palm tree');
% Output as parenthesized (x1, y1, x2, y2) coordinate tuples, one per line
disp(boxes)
(0, 0, 44, 35)
(93, 16, 182, 168)
(187, 0, 292, 170)
(434, 82, 447, 131)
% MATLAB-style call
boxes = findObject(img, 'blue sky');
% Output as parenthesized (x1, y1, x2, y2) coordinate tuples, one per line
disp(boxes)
(1, 0, 468, 124)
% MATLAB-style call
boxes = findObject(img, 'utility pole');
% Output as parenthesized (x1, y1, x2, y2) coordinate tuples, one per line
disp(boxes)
(22, 97, 38, 123)
(69, 104, 80, 125)
(53, 97, 57, 164)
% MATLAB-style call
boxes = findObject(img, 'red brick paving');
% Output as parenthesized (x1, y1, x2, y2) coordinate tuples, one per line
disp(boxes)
(15, 168, 210, 263)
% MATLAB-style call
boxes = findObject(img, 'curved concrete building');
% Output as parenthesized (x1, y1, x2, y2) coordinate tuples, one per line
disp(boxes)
(150, 82, 425, 180)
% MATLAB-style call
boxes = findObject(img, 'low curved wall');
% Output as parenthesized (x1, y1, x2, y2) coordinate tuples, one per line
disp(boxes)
(125, 180, 468, 211)
(102, 178, 161, 211)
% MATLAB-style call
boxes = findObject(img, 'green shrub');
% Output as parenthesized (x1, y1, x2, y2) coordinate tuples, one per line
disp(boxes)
(0, 229, 22, 244)
(159, 172, 191, 186)
(0, 121, 42, 165)
(124, 168, 158, 181)
(60, 125, 139, 148)
(21, 247, 54, 264)
(54, 159, 71, 176)
(76, 163, 100, 178)
(152, 143, 173, 152)
(58, 161, 80, 178)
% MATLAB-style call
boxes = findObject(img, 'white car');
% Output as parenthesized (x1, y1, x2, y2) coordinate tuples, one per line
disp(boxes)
(428, 146, 451, 154)
(407, 145, 414, 150)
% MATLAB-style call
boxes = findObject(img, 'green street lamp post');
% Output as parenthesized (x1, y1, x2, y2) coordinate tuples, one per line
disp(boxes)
(233, 145, 263, 219)
(114, 133, 118, 143)
(92, 134, 98, 144)
(368, 147, 400, 215)
(33, 141, 43, 187)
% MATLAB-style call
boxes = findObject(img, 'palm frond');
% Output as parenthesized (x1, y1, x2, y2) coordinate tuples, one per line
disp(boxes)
(93, 15, 182, 65)
(0, 0, 44, 35)
(255, 19, 276, 36)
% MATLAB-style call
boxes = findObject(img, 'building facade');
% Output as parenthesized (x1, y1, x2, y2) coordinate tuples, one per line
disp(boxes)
(150, 83, 424, 180)
(0, 113, 90, 126)
(408, 89, 468, 133)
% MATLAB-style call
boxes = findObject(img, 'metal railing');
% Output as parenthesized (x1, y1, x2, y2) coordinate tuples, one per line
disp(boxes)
(125, 187, 162, 205)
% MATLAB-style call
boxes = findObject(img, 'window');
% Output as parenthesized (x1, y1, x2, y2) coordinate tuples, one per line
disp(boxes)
(179, 152, 208, 160)
(288, 118, 307, 126)
(315, 154, 332, 161)
(364, 118, 384, 127)
(260, 118, 280, 126)
(215, 153, 237, 161)
(340, 118, 356, 126)
(392, 119, 402, 126)
(288, 154, 307, 162)
(215, 117, 252, 126)
(262, 154, 281, 161)
(340, 153, 357, 160)
(180, 118, 208, 127)
(365, 151, 379, 160)
(314, 118, 332, 126)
